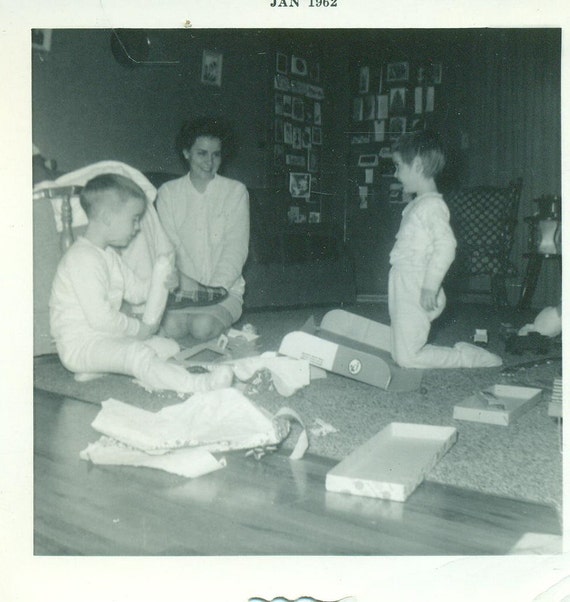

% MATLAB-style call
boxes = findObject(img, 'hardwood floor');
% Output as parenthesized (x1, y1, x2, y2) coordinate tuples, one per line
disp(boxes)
(34, 388, 561, 556)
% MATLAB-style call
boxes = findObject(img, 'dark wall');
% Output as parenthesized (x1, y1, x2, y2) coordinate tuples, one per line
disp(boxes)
(32, 29, 272, 187)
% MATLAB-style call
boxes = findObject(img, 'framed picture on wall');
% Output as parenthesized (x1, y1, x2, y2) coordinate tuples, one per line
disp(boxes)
(201, 50, 223, 86)
(282, 94, 292, 117)
(292, 97, 305, 121)
(291, 55, 308, 77)
(389, 116, 407, 140)
(292, 126, 303, 150)
(289, 172, 311, 198)
(387, 61, 409, 82)
(312, 126, 322, 145)
(276, 52, 288, 74)
(313, 101, 322, 125)
(359, 66, 370, 93)
(284, 121, 293, 145)
(390, 87, 406, 112)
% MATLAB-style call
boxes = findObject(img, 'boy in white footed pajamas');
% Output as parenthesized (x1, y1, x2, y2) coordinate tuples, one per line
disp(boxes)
(388, 130, 502, 369)
(49, 173, 233, 393)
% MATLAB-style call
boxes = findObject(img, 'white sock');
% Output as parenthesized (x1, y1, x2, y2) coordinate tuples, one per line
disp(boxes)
(455, 342, 503, 368)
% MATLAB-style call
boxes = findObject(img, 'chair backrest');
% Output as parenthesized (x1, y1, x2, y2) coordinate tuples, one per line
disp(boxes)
(33, 188, 87, 355)
(446, 178, 522, 276)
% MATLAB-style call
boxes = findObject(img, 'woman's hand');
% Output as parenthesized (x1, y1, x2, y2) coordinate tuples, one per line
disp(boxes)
(164, 266, 179, 291)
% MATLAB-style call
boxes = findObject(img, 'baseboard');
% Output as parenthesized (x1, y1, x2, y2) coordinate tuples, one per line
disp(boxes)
(356, 293, 388, 304)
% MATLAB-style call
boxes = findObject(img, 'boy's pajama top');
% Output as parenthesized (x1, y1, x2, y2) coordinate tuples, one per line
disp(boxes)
(49, 237, 210, 392)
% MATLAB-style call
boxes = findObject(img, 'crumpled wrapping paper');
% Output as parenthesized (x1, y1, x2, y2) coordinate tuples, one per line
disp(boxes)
(229, 352, 311, 397)
(80, 388, 308, 477)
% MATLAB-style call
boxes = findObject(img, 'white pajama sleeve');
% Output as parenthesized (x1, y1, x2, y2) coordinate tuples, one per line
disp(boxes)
(421, 203, 457, 292)
(67, 249, 141, 337)
(211, 187, 250, 290)
(120, 259, 151, 305)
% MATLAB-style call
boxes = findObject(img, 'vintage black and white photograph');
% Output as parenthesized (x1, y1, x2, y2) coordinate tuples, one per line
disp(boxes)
(22, 20, 564, 595)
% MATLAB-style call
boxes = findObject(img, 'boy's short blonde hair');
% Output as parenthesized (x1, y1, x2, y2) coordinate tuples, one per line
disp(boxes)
(80, 173, 147, 218)
(392, 130, 446, 178)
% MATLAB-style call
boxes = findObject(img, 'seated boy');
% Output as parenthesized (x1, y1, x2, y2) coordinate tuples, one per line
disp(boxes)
(389, 130, 502, 369)
(49, 173, 233, 392)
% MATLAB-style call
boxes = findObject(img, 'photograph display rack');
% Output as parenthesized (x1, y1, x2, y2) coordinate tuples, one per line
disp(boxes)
(272, 50, 325, 224)
(349, 58, 443, 209)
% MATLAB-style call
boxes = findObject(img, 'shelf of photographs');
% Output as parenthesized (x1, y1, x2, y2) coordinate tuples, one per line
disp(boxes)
(349, 60, 442, 209)
(273, 51, 325, 225)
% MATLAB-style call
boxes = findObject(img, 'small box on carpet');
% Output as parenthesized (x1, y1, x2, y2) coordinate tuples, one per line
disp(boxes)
(278, 309, 423, 392)
(325, 422, 458, 502)
(453, 384, 543, 426)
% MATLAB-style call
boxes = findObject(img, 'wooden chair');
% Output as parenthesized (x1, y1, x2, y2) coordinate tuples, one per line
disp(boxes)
(446, 178, 523, 306)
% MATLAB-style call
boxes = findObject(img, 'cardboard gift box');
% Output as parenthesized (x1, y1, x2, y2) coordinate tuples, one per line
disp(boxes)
(279, 309, 423, 392)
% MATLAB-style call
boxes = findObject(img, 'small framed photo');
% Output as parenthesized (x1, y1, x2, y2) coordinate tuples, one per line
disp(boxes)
(425, 86, 435, 112)
(387, 61, 409, 82)
(313, 101, 322, 125)
(414, 87, 423, 114)
(312, 126, 322, 145)
(288, 205, 300, 224)
(425, 62, 442, 85)
(282, 94, 292, 117)
(358, 154, 379, 168)
(292, 97, 305, 121)
(359, 66, 370, 93)
(274, 74, 291, 91)
(308, 212, 321, 224)
(291, 55, 308, 77)
(292, 126, 303, 150)
(374, 119, 386, 142)
(390, 88, 406, 113)
(363, 95, 376, 121)
(32, 29, 52, 52)
(276, 52, 288, 74)
(289, 172, 311, 198)
(376, 94, 389, 119)
(303, 126, 312, 148)
(284, 121, 293, 145)
(286, 154, 306, 167)
(201, 50, 223, 87)
(389, 116, 407, 140)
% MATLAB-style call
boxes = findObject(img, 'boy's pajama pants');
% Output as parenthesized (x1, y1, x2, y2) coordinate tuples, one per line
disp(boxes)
(388, 267, 502, 369)
(57, 334, 210, 393)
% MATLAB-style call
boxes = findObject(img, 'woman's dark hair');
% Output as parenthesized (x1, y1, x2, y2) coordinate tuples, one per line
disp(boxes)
(175, 116, 236, 166)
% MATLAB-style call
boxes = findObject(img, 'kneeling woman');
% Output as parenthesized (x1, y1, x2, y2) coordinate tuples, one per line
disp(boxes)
(157, 117, 250, 341)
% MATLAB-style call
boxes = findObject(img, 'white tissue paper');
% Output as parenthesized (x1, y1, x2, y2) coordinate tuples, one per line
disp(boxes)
(80, 388, 308, 476)
(142, 254, 173, 326)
